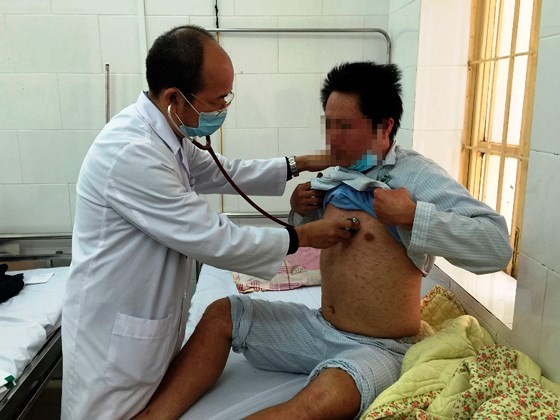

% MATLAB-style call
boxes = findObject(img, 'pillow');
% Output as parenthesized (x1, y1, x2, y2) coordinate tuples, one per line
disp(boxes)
(233, 247, 321, 293)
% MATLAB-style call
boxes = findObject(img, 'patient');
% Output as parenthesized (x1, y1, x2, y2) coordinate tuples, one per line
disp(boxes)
(135, 62, 512, 419)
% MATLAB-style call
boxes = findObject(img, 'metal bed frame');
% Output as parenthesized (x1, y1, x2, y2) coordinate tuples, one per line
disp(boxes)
(0, 234, 71, 419)
(0, 330, 62, 420)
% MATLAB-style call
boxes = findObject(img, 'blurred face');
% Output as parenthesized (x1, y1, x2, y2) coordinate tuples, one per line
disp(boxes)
(324, 91, 392, 167)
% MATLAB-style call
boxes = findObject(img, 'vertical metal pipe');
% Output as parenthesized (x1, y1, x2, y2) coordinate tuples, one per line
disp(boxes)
(105, 63, 110, 123)
(137, 0, 148, 86)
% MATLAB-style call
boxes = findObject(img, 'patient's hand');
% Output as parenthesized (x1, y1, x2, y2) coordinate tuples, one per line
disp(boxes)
(373, 188, 416, 230)
(290, 181, 325, 216)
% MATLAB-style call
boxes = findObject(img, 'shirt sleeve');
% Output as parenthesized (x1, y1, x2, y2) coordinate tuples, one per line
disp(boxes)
(407, 159, 513, 274)
(104, 142, 290, 279)
(184, 141, 288, 196)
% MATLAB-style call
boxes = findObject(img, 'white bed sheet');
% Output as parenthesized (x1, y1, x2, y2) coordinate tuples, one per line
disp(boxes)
(0, 266, 69, 397)
(180, 264, 321, 420)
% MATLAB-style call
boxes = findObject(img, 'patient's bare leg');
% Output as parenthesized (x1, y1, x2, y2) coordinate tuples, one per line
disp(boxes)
(134, 298, 232, 420)
(246, 368, 360, 420)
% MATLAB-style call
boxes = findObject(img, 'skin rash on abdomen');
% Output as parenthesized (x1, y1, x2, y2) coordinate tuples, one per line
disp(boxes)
(320, 204, 422, 338)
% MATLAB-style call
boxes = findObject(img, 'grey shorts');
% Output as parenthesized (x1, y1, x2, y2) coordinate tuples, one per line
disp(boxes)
(228, 294, 412, 415)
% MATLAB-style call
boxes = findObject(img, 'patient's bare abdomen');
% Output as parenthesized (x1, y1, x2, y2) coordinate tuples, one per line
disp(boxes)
(320, 204, 422, 338)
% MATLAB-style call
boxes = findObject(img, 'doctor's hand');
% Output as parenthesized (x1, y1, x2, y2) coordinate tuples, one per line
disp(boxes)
(296, 153, 332, 173)
(290, 181, 325, 216)
(373, 188, 416, 231)
(295, 218, 360, 249)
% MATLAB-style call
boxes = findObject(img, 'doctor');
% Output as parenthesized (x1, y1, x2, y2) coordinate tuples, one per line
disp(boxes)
(61, 25, 357, 419)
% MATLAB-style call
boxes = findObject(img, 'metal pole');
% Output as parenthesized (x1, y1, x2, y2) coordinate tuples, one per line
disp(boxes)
(105, 63, 110, 123)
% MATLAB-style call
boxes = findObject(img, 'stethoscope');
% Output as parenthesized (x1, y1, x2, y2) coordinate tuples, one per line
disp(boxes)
(167, 99, 360, 233)
(191, 135, 294, 228)
(165, 99, 292, 227)
(189, 135, 360, 234)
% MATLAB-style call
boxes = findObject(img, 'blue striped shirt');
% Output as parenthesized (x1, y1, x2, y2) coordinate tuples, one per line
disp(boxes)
(290, 143, 512, 275)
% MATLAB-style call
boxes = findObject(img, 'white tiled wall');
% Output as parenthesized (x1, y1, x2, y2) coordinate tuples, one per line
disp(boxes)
(0, 131, 22, 184)
(525, 34, 560, 156)
(388, 0, 420, 150)
(98, 16, 143, 74)
(0, 1, 52, 14)
(538, 0, 560, 38)
(6, 15, 101, 73)
(144, 0, 234, 17)
(412, 130, 462, 178)
(414, 66, 468, 132)
(0, 184, 72, 234)
(539, 269, 560, 380)
(57, 75, 106, 130)
(410, 0, 470, 181)
(416, 1, 470, 67)
(0, 74, 62, 129)
(50, 0, 137, 15)
(511, 253, 547, 362)
(520, 151, 560, 273)
(0, 0, 392, 232)
(17, 131, 95, 184)
(511, 8, 560, 382)
(222, 129, 279, 160)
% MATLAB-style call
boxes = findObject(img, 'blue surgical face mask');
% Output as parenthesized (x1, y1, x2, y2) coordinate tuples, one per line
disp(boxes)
(346, 152, 378, 173)
(169, 90, 228, 138)
(180, 110, 227, 138)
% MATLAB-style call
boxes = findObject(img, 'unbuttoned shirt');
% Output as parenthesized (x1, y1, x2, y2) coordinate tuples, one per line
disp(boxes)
(290, 141, 512, 275)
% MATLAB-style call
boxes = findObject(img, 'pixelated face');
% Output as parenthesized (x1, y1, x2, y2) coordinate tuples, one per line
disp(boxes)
(323, 91, 390, 166)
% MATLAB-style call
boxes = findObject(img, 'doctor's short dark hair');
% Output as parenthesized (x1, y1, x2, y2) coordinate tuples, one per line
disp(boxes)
(320, 61, 403, 142)
(146, 25, 215, 97)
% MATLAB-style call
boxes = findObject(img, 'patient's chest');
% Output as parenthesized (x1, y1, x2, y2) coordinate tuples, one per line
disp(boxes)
(321, 205, 412, 278)
(320, 204, 422, 337)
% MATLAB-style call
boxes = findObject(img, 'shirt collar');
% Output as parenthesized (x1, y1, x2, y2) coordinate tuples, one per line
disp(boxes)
(382, 141, 398, 166)
(360, 141, 397, 177)
(136, 91, 182, 154)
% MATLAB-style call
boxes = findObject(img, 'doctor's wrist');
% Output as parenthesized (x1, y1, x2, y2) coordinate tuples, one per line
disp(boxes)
(285, 156, 299, 181)
(296, 154, 331, 173)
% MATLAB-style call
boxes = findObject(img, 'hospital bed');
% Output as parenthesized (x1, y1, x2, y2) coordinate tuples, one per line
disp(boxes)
(181, 259, 560, 419)
(0, 235, 70, 419)
(179, 263, 442, 419)
(180, 264, 320, 419)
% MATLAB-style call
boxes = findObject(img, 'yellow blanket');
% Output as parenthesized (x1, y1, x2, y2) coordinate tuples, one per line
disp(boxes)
(361, 286, 560, 419)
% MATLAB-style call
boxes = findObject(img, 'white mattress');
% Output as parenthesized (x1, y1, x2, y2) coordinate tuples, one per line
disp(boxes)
(180, 265, 321, 420)
(0, 266, 69, 397)
(180, 264, 441, 419)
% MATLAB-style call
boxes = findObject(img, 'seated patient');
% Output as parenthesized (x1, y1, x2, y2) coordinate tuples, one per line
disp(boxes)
(135, 62, 512, 419)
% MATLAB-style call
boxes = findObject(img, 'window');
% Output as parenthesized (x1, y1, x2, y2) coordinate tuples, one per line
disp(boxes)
(462, 0, 541, 277)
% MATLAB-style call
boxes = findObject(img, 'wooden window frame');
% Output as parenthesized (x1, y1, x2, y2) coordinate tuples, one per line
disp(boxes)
(461, 0, 541, 277)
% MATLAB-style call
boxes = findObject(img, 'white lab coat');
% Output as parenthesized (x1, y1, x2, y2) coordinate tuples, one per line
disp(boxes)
(61, 92, 291, 419)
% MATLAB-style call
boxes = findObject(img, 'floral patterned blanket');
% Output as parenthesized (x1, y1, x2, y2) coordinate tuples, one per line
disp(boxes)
(361, 287, 560, 419)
